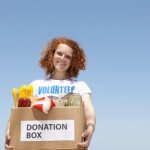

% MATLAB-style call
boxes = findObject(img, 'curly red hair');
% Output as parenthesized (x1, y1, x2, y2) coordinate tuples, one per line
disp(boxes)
(39, 36, 86, 78)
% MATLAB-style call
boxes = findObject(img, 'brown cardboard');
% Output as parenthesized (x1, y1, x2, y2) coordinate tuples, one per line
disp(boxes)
(9, 107, 85, 150)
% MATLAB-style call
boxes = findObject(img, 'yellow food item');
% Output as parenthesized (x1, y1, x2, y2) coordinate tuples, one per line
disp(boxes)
(18, 85, 27, 98)
(12, 84, 34, 107)
(26, 85, 33, 98)
(12, 88, 19, 107)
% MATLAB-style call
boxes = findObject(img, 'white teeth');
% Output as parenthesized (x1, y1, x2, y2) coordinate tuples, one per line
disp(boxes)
(57, 62, 65, 67)
(57, 61, 65, 65)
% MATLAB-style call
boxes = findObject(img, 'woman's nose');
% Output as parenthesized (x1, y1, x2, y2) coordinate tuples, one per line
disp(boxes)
(60, 54, 65, 60)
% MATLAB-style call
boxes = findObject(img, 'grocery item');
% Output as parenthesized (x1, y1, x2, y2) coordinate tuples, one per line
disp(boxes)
(12, 85, 33, 107)
(32, 96, 55, 114)
(18, 97, 31, 107)
(51, 93, 83, 107)
(12, 88, 19, 108)
(64, 93, 83, 106)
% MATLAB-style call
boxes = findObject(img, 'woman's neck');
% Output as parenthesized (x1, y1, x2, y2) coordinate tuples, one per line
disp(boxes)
(51, 71, 68, 80)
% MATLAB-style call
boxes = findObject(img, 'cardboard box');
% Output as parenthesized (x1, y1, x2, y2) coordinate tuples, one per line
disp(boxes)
(10, 107, 85, 150)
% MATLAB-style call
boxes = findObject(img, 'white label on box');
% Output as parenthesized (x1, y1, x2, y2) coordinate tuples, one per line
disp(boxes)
(20, 120, 74, 141)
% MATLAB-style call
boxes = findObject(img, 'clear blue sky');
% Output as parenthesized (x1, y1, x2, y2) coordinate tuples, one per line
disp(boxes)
(0, 1, 150, 150)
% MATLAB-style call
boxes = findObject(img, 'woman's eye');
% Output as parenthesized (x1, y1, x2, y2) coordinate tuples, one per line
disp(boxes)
(57, 51, 62, 56)
(65, 55, 72, 60)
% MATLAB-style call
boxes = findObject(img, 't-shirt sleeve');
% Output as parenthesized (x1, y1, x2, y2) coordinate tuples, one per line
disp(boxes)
(76, 81, 92, 95)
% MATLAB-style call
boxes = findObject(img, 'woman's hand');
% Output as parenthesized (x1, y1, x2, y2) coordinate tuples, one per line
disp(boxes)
(5, 134, 13, 150)
(5, 120, 13, 150)
(77, 130, 92, 150)
(78, 93, 96, 149)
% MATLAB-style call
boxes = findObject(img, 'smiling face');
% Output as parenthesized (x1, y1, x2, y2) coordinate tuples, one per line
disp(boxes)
(53, 44, 73, 74)
(39, 37, 86, 79)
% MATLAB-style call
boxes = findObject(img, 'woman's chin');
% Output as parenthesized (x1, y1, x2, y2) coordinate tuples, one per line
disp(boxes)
(55, 67, 67, 72)
(55, 65, 68, 72)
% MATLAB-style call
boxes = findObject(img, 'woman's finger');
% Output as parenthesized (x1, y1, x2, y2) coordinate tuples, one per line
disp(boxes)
(82, 130, 88, 138)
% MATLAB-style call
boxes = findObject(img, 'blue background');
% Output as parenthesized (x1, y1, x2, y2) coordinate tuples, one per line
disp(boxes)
(0, 1, 150, 149)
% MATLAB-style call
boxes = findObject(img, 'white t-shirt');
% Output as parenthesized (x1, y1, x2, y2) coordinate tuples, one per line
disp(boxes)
(30, 79, 91, 98)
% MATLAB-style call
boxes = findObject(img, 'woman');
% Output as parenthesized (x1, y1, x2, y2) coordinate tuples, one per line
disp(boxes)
(5, 36, 96, 150)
